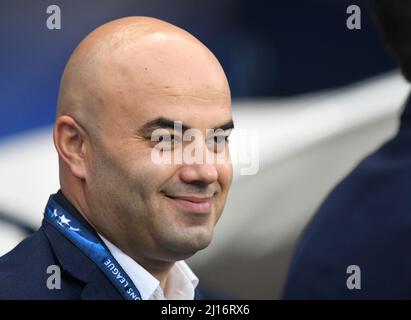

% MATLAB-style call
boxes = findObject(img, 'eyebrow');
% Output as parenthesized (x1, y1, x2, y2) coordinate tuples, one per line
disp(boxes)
(138, 117, 234, 134)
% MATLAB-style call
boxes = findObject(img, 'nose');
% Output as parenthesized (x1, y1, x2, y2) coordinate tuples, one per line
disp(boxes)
(178, 163, 218, 186)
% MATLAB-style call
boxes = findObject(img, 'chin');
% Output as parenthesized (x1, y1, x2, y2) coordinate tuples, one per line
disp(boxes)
(163, 227, 214, 257)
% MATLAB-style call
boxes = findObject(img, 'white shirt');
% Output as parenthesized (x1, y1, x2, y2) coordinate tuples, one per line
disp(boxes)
(99, 234, 199, 300)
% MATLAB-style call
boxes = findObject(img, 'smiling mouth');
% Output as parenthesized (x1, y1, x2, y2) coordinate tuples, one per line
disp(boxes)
(165, 195, 212, 213)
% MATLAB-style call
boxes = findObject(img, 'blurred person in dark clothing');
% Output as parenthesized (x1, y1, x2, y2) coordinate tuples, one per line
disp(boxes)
(283, 0, 411, 299)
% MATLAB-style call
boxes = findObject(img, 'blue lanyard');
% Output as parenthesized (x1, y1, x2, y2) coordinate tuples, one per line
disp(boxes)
(44, 197, 142, 300)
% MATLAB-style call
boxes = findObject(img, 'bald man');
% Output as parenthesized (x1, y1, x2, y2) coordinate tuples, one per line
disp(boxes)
(0, 17, 233, 300)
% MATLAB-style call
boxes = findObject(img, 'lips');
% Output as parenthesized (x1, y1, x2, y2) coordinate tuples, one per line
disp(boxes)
(165, 195, 212, 213)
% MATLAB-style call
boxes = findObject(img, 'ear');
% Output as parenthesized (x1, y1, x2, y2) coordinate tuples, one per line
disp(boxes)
(53, 115, 88, 180)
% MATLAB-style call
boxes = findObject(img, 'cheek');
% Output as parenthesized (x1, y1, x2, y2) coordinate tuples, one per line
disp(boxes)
(212, 164, 232, 217)
(91, 138, 180, 209)
(87, 141, 138, 200)
(124, 155, 179, 205)
(218, 163, 233, 192)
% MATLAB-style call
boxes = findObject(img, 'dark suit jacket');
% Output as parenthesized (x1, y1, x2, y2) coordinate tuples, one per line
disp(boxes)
(0, 191, 203, 300)
(283, 94, 411, 299)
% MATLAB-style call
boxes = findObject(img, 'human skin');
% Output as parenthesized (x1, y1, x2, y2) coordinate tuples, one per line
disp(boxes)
(53, 16, 233, 287)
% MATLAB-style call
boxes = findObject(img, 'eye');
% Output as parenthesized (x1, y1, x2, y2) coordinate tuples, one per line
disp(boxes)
(151, 134, 182, 151)
(207, 135, 229, 153)
(170, 135, 182, 144)
(158, 135, 170, 142)
(213, 135, 229, 144)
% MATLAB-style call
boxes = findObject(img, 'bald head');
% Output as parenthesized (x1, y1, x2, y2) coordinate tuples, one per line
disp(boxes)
(57, 16, 230, 137)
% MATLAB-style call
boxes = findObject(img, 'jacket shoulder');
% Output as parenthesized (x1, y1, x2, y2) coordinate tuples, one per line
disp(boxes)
(0, 227, 83, 299)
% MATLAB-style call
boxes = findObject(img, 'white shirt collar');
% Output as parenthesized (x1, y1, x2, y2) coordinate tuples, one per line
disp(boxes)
(99, 234, 199, 300)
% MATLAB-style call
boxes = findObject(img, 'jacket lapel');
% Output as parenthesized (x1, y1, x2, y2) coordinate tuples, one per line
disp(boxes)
(81, 269, 123, 300)
(41, 195, 123, 300)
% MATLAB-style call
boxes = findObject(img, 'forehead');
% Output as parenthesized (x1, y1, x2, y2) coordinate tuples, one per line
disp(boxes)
(101, 37, 231, 130)
(92, 29, 233, 132)
(131, 87, 232, 131)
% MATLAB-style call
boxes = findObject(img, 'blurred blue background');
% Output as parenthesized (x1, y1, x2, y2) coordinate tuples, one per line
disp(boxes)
(0, 0, 395, 139)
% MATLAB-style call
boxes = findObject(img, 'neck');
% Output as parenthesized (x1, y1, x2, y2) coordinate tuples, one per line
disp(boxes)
(99, 229, 175, 290)
(135, 258, 174, 290)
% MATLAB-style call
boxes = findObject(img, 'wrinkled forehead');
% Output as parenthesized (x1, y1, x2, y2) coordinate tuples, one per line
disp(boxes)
(98, 32, 231, 131)
(108, 84, 232, 134)
(134, 90, 232, 134)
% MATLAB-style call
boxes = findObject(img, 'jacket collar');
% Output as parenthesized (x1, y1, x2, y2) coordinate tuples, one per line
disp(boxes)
(42, 190, 122, 300)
